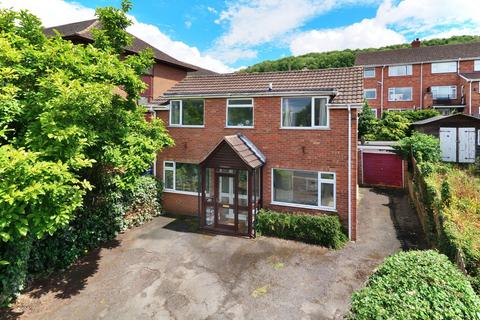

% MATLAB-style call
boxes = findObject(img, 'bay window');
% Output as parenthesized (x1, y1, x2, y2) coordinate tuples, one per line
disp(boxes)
(227, 98, 254, 127)
(272, 168, 336, 210)
(281, 97, 328, 128)
(170, 99, 204, 127)
(164, 161, 199, 194)
(388, 87, 412, 101)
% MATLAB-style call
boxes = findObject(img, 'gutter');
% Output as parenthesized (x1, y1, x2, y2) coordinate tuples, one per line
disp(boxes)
(420, 62, 423, 109)
(164, 90, 338, 99)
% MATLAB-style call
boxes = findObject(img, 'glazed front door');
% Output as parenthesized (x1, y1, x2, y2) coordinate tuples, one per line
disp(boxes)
(216, 173, 237, 229)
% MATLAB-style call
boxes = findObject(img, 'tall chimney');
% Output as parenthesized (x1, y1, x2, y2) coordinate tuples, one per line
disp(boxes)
(411, 38, 421, 48)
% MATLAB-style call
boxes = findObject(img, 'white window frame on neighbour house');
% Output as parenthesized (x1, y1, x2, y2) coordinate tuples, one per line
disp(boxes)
(431, 85, 457, 100)
(163, 161, 200, 195)
(475, 60, 480, 71)
(280, 96, 329, 129)
(226, 98, 254, 128)
(271, 168, 336, 211)
(388, 64, 413, 76)
(431, 61, 457, 74)
(388, 87, 413, 101)
(364, 67, 375, 78)
(169, 99, 205, 127)
(363, 88, 377, 100)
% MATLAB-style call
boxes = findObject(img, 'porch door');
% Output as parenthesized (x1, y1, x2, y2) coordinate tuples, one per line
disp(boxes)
(216, 173, 237, 229)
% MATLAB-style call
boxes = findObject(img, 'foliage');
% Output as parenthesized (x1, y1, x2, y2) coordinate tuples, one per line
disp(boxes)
(359, 109, 440, 141)
(241, 35, 480, 73)
(349, 250, 480, 320)
(395, 132, 441, 163)
(29, 175, 162, 274)
(0, 238, 32, 307)
(256, 209, 347, 249)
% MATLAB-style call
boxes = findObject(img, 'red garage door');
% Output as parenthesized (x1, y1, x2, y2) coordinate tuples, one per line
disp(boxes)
(363, 152, 403, 188)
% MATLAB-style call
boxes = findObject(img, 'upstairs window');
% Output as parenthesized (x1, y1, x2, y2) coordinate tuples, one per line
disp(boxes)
(281, 97, 328, 128)
(170, 99, 204, 127)
(388, 65, 412, 76)
(431, 86, 457, 100)
(227, 98, 254, 127)
(475, 60, 480, 71)
(431, 61, 457, 74)
(364, 89, 377, 100)
(364, 67, 375, 78)
(388, 87, 412, 101)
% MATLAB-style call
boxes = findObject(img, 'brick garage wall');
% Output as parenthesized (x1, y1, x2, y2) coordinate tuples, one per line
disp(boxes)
(155, 97, 358, 240)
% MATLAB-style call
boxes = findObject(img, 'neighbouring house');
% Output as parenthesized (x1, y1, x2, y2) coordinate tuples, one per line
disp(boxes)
(154, 68, 363, 240)
(412, 114, 480, 163)
(356, 39, 480, 116)
(43, 19, 215, 112)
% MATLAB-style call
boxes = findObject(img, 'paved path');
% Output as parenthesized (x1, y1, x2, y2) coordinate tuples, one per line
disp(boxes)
(5, 188, 426, 320)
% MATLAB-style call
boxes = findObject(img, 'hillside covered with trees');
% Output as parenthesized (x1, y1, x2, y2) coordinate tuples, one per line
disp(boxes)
(240, 35, 480, 73)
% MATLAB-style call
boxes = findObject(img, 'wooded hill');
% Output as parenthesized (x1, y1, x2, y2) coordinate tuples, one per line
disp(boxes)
(240, 35, 480, 73)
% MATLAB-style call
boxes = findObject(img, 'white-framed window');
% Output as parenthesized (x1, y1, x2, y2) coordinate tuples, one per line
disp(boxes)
(364, 67, 375, 78)
(226, 98, 254, 128)
(281, 97, 329, 129)
(431, 61, 457, 74)
(163, 161, 199, 194)
(363, 88, 377, 100)
(475, 60, 480, 71)
(169, 99, 204, 127)
(431, 85, 457, 100)
(388, 87, 413, 101)
(388, 64, 412, 77)
(272, 168, 336, 210)
(371, 108, 378, 118)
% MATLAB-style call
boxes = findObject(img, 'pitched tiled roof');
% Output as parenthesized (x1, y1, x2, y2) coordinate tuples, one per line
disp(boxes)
(164, 67, 364, 104)
(460, 71, 480, 81)
(43, 19, 216, 75)
(355, 42, 480, 66)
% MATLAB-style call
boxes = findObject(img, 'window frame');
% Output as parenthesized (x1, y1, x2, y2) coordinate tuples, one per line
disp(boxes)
(475, 60, 480, 72)
(364, 67, 375, 78)
(226, 98, 254, 128)
(388, 87, 413, 102)
(169, 99, 205, 128)
(280, 96, 330, 130)
(163, 161, 199, 196)
(363, 88, 377, 100)
(431, 61, 457, 74)
(431, 85, 457, 100)
(388, 64, 412, 77)
(270, 168, 336, 211)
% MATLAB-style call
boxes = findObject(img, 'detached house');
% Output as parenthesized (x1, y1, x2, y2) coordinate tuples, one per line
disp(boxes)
(356, 40, 480, 116)
(155, 68, 363, 240)
(43, 19, 215, 110)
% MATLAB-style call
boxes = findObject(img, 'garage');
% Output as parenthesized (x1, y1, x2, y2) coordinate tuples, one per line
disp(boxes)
(359, 142, 404, 188)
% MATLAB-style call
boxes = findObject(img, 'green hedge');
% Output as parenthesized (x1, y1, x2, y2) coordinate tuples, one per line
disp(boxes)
(0, 175, 162, 306)
(255, 209, 347, 249)
(349, 250, 480, 320)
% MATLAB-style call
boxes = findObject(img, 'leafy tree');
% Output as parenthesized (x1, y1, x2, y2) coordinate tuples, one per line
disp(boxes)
(358, 102, 378, 139)
(395, 132, 441, 163)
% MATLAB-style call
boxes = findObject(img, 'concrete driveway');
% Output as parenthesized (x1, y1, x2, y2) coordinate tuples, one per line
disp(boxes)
(5, 188, 426, 320)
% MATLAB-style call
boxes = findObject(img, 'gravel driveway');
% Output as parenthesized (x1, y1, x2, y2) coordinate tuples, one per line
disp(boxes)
(5, 188, 426, 320)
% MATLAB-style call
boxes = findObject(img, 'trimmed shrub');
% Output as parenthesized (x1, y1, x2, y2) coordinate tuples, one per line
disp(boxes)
(349, 250, 480, 320)
(255, 209, 347, 249)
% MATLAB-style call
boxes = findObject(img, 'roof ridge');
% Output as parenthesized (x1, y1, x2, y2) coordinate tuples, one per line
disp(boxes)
(78, 19, 100, 36)
(358, 41, 480, 56)
(45, 18, 98, 33)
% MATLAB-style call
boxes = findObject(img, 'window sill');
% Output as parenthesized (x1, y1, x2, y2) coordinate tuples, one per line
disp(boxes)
(164, 190, 199, 196)
(270, 201, 336, 212)
(168, 125, 205, 128)
(225, 126, 254, 129)
(280, 126, 330, 130)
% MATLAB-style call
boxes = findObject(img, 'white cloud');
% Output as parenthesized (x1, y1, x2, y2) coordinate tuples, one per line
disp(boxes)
(0, 0, 233, 73)
(290, 0, 480, 56)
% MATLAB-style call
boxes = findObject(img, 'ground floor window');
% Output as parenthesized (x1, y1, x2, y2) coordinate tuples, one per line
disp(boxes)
(164, 161, 199, 193)
(272, 168, 335, 210)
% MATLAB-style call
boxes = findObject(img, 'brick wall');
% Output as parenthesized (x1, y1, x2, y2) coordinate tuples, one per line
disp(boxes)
(155, 97, 358, 240)
(152, 63, 188, 98)
(364, 60, 478, 115)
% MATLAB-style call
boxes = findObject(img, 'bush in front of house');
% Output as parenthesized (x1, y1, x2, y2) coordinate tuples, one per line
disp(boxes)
(255, 209, 347, 249)
(348, 250, 480, 320)
(395, 132, 442, 163)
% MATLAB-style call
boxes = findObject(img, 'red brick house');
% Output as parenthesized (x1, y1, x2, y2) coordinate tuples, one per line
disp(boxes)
(356, 40, 480, 116)
(43, 19, 215, 110)
(155, 68, 363, 240)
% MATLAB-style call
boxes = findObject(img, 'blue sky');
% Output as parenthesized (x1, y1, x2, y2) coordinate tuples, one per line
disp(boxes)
(2, 0, 479, 72)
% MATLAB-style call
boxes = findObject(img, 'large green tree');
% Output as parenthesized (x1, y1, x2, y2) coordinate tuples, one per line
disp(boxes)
(0, 1, 173, 244)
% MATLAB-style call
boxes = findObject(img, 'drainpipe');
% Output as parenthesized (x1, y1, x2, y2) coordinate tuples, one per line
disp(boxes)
(347, 104, 352, 241)
(420, 62, 423, 109)
(469, 81, 472, 115)
(380, 66, 385, 115)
